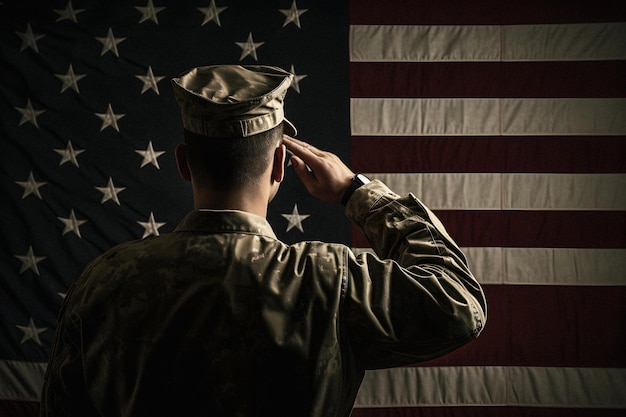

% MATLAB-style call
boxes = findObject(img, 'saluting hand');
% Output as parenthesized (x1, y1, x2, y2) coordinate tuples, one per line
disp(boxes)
(282, 135, 355, 204)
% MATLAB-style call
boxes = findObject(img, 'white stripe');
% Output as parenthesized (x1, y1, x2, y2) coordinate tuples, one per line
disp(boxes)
(351, 98, 626, 136)
(462, 247, 626, 286)
(350, 25, 501, 62)
(503, 23, 626, 62)
(0, 360, 46, 401)
(351, 98, 500, 136)
(350, 23, 626, 62)
(353, 247, 626, 286)
(364, 173, 626, 211)
(502, 98, 626, 136)
(354, 366, 626, 408)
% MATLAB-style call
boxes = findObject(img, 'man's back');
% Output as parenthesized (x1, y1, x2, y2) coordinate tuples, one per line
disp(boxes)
(43, 210, 359, 417)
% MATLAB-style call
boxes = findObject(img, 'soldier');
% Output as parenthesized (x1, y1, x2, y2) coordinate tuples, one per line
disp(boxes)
(41, 65, 487, 417)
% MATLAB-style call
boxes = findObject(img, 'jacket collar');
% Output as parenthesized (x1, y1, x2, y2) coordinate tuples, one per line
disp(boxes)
(174, 209, 277, 239)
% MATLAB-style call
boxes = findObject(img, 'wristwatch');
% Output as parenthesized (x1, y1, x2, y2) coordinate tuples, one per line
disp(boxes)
(341, 174, 370, 206)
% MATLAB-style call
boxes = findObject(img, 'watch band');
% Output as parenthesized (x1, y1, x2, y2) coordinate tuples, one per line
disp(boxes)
(341, 174, 370, 206)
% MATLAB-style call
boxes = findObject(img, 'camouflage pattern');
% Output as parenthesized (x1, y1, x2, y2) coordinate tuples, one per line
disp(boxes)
(41, 180, 486, 417)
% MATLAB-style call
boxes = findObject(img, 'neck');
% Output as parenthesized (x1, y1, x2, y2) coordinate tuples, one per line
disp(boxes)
(192, 184, 270, 218)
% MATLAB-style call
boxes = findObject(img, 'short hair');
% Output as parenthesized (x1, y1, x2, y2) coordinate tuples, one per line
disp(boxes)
(184, 124, 283, 190)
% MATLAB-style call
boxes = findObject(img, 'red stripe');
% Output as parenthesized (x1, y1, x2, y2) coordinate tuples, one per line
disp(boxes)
(352, 406, 626, 417)
(0, 401, 38, 417)
(349, 0, 626, 24)
(439, 210, 626, 248)
(350, 137, 626, 174)
(360, 211, 626, 249)
(419, 286, 625, 367)
(350, 62, 626, 98)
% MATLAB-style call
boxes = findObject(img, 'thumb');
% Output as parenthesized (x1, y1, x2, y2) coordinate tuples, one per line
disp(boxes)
(290, 155, 306, 176)
(290, 155, 315, 188)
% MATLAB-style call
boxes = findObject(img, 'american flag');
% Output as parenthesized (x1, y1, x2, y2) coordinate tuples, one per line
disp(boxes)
(1, 0, 625, 416)
(348, 0, 626, 416)
(1, 0, 349, 414)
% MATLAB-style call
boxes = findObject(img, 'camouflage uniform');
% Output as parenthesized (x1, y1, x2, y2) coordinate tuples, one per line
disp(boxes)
(41, 180, 486, 417)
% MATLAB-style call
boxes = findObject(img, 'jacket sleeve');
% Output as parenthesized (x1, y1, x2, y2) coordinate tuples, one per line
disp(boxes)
(342, 180, 487, 369)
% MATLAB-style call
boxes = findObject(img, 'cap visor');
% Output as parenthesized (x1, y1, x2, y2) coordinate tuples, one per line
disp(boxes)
(283, 119, 297, 137)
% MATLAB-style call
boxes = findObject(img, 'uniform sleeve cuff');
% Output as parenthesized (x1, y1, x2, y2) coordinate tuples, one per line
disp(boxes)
(344, 179, 399, 226)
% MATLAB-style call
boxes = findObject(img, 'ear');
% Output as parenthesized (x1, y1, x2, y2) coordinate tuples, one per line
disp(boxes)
(175, 143, 192, 182)
(272, 144, 286, 183)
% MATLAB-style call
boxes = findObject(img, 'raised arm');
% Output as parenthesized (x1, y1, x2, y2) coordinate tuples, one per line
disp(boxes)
(283, 134, 486, 368)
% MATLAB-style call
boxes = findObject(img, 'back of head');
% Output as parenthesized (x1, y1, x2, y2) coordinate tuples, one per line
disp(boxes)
(183, 125, 283, 190)
(171, 65, 296, 189)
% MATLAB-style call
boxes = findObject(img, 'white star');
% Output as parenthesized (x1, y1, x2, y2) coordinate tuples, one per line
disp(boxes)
(279, 1, 308, 28)
(14, 246, 47, 275)
(54, 140, 84, 167)
(15, 171, 47, 200)
(95, 103, 125, 132)
(137, 212, 166, 239)
(236, 32, 264, 61)
(96, 177, 126, 205)
(136, 0, 166, 24)
(136, 66, 165, 94)
(15, 99, 45, 128)
(198, 0, 227, 26)
(281, 204, 310, 233)
(289, 65, 307, 94)
(58, 209, 88, 237)
(96, 27, 126, 57)
(135, 141, 165, 169)
(54, 1, 85, 23)
(55, 64, 86, 94)
(16, 318, 47, 346)
(16, 23, 45, 53)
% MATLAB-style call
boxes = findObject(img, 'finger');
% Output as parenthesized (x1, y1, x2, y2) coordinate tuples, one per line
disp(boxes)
(283, 135, 326, 158)
(287, 150, 313, 172)
(283, 135, 314, 154)
(290, 155, 317, 189)
(284, 143, 320, 170)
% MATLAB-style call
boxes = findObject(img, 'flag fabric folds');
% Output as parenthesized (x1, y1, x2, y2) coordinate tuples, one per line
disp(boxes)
(348, 0, 626, 416)
(1, 1, 349, 415)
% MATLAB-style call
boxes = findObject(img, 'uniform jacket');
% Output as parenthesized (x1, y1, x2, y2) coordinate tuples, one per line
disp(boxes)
(40, 180, 486, 417)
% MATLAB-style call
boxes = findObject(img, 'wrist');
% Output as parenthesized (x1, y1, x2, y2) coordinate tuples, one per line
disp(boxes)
(341, 174, 370, 206)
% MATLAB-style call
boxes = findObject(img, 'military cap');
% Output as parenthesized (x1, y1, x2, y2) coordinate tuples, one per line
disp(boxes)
(171, 65, 297, 138)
